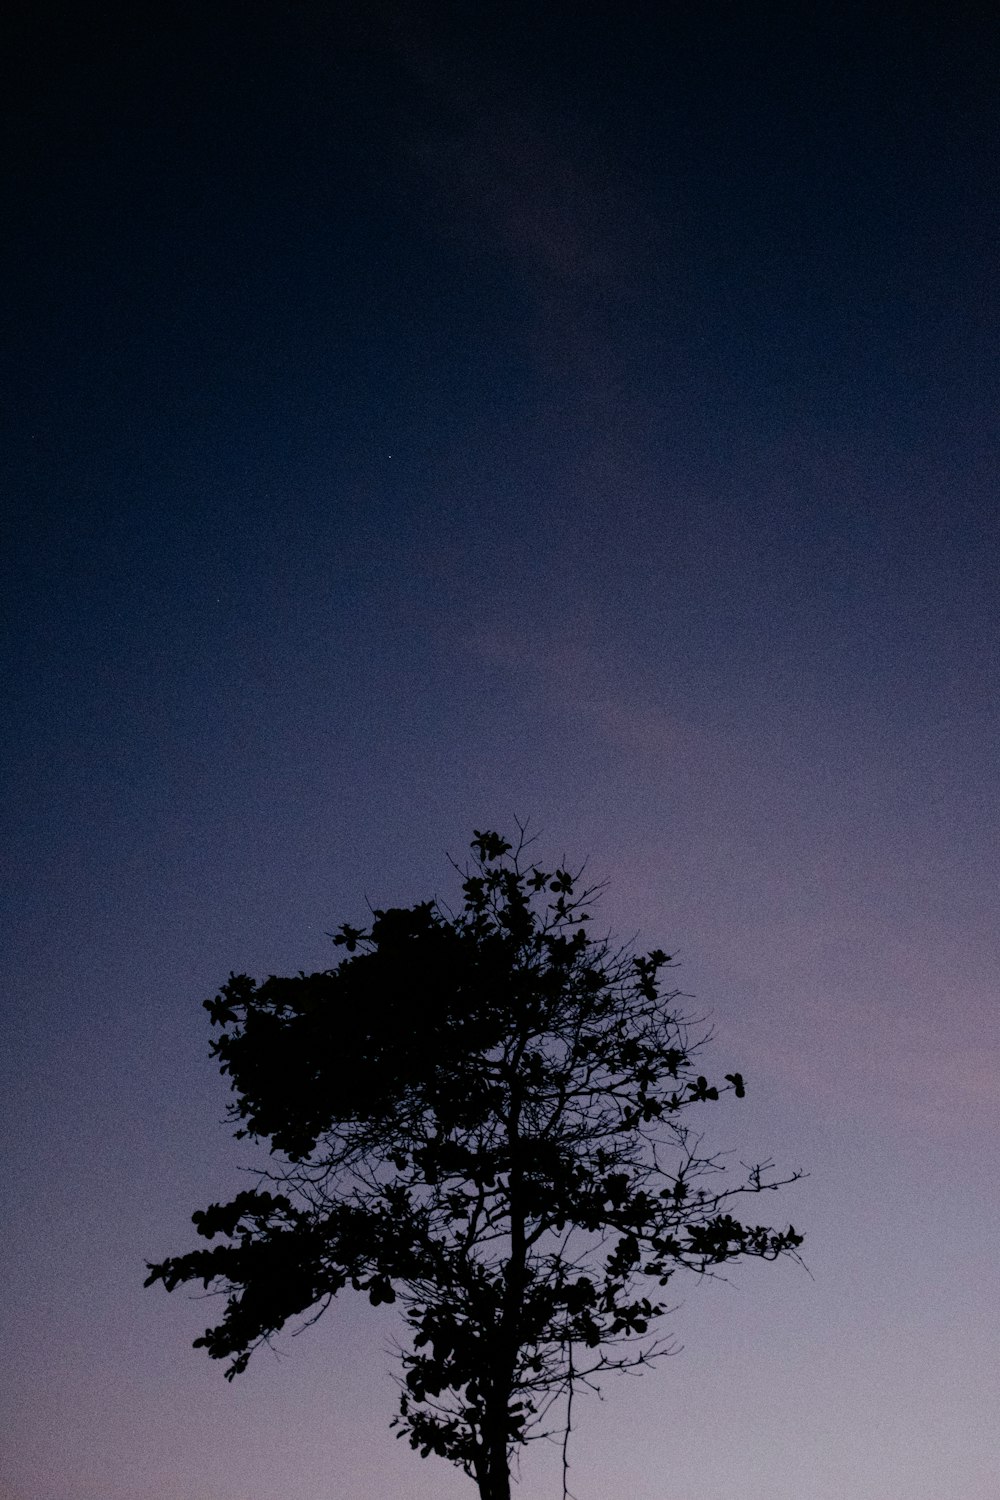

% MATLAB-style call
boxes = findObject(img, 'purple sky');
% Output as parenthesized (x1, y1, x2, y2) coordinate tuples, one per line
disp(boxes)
(3, 7, 999, 1498)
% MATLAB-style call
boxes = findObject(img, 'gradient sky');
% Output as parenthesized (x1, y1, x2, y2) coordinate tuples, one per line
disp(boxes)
(3, 6, 999, 1498)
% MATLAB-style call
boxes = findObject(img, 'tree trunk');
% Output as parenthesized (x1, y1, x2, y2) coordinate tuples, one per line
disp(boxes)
(474, 1429, 511, 1500)
(473, 1062, 526, 1500)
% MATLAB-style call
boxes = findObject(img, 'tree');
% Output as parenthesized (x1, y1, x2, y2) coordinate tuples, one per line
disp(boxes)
(147, 829, 803, 1500)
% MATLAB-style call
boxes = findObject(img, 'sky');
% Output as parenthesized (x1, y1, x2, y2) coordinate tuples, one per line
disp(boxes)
(2, 4, 998, 1497)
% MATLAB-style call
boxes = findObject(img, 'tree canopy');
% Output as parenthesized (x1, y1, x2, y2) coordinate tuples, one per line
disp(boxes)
(147, 829, 803, 1500)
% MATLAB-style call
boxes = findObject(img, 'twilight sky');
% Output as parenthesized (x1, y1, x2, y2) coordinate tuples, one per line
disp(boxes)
(3, 6, 999, 1498)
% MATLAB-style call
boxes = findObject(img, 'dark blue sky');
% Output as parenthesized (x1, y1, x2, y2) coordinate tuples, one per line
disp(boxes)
(4, 7, 999, 1498)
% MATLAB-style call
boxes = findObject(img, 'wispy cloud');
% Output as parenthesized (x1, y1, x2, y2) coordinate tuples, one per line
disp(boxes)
(408, 107, 638, 290)
(354, 5, 658, 313)
(461, 620, 1000, 1134)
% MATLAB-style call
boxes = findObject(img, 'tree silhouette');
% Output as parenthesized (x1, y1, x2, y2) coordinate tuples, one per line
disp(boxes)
(147, 829, 803, 1500)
